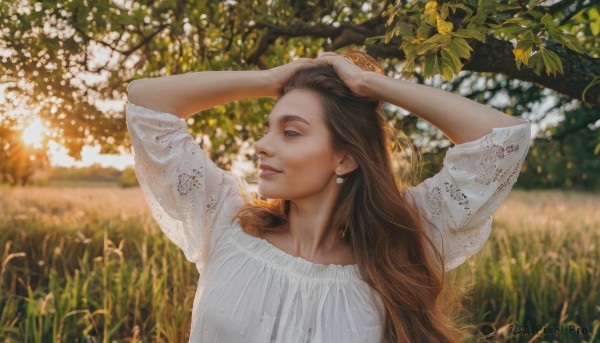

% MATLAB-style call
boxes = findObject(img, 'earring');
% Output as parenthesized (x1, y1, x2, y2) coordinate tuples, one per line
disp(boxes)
(336, 168, 344, 184)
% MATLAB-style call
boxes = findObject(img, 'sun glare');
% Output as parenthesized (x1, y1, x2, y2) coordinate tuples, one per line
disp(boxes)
(22, 118, 46, 148)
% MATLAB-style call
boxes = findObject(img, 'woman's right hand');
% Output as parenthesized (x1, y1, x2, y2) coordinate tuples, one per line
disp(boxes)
(266, 58, 323, 94)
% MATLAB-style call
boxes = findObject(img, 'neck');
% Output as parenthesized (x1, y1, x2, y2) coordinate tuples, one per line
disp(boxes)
(283, 186, 348, 262)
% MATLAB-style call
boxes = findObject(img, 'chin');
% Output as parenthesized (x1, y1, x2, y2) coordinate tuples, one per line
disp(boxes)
(257, 185, 278, 200)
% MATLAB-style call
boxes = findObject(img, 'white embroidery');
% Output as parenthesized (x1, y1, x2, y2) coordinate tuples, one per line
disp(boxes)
(206, 194, 218, 214)
(426, 186, 442, 216)
(177, 167, 204, 196)
(474, 140, 521, 185)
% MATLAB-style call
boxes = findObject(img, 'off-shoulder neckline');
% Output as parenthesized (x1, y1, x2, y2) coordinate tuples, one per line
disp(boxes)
(228, 221, 362, 281)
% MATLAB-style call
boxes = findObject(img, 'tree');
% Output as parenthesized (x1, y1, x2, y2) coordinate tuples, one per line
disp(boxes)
(0, 0, 598, 183)
(516, 105, 600, 190)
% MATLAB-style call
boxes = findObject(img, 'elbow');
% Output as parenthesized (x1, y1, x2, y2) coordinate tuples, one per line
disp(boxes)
(127, 80, 142, 105)
(125, 79, 182, 117)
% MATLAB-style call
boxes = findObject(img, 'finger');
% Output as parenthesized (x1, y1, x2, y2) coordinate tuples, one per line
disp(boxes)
(317, 55, 352, 66)
(318, 51, 338, 58)
(315, 55, 339, 62)
(291, 56, 309, 62)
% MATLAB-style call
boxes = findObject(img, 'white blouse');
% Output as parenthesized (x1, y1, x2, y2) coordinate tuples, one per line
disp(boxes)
(125, 102, 531, 342)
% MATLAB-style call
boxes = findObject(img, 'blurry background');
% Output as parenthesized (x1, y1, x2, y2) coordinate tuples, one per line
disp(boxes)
(1, 0, 598, 342)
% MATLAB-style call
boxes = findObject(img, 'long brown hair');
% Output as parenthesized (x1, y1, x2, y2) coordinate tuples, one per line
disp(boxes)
(236, 51, 474, 342)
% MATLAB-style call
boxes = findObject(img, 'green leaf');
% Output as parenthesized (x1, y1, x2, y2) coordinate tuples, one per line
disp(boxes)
(540, 49, 563, 76)
(547, 30, 585, 54)
(448, 3, 471, 14)
(449, 3, 474, 22)
(528, 51, 544, 76)
(423, 52, 440, 77)
(397, 21, 414, 36)
(440, 3, 449, 20)
(472, 0, 494, 26)
(401, 58, 416, 79)
(449, 37, 473, 60)
(441, 48, 462, 73)
(386, 10, 396, 27)
(455, 28, 485, 42)
(416, 23, 434, 39)
(589, 6, 600, 20)
(525, 9, 544, 21)
(416, 34, 445, 55)
(365, 35, 384, 45)
(384, 30, 394, 44)
(541, 14, 557, 28)
(590, 20, 600, 36)
(582, 75, 600, 103)
(496, 3, 523, 11)
(502, 17, 531, 25)
(494, 26, 529, 40)
(402, 41, 418, 59)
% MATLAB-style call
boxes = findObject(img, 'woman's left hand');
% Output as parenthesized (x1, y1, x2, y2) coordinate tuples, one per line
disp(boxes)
(316, 52, 372, 97)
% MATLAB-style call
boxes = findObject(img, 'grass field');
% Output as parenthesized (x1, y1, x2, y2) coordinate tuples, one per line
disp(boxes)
(0, 187, 598, 342)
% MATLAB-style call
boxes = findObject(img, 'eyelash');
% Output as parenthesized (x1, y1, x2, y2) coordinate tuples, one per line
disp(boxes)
(260, 130, 300, 138)
(284, 130, 300, 137)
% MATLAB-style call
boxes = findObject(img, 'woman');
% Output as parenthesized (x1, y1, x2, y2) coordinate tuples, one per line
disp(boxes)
(126, 51, 530, 342)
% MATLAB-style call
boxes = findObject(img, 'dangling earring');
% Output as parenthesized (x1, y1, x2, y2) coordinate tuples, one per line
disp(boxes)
(336, 168, 344, 185)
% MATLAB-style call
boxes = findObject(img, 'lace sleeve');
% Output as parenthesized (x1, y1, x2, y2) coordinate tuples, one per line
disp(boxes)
(405, 122, 531, 272)
(125, 103, 251, 271)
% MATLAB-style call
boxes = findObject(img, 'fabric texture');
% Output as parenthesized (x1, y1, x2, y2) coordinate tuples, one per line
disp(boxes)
(126, 102, 531, 342)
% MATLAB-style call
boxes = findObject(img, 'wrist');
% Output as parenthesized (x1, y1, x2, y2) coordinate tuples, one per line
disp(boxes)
(256, 70, 279, 97)
(356, 71, 381, 98)
(261, 70, 282, 97)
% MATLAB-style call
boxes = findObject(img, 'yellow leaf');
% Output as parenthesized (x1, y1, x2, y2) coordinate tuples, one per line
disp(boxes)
(513, 47, 525, 60)
(440, 62, 454, 81)
(436, 18, 453, 35)
(425, 1, 438, 10)
(424, 1, 438, 26)
(385, 30, 394, 44)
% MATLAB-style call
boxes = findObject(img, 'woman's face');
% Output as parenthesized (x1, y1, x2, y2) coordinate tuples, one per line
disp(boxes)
(254, 89, 341, 201)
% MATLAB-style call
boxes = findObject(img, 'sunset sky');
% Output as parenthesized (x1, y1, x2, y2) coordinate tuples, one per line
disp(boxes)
(1, 86, 134, 170)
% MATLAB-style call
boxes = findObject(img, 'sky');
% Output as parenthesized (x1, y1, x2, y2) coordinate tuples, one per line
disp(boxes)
(0, 84, 134, 171)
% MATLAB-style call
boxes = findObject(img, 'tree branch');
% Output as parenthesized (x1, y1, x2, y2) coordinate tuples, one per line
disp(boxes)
(251, 19, 600, 105)
(463, 37, 600, 106)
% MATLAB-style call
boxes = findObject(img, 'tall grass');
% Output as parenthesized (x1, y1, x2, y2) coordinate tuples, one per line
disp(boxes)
(454, 191, 600, 342)
(0, 187, 197, 342)
(1, 187, 598, 342)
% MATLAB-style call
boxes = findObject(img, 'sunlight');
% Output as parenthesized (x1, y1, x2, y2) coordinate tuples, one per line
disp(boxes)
(47, 141, 134, 171)
(21, 118, 46, 148)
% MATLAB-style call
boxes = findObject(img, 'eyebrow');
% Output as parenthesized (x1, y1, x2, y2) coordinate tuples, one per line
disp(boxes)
(263, 114, 311, 128)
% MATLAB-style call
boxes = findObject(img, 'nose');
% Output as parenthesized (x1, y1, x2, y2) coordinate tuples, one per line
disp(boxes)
(254, 135, 273, 158)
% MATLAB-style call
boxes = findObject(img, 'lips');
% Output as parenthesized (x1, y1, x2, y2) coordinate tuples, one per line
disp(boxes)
(258, 163, 282, 179)
(258, 164, 282, 172)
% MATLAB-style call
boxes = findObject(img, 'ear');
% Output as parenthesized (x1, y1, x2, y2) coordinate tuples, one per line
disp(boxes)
(335, 151, 358, 175)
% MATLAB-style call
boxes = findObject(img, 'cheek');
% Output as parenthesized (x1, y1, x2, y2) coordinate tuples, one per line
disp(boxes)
(258, 141, 335, 198)
(283, 142, 334, 183)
